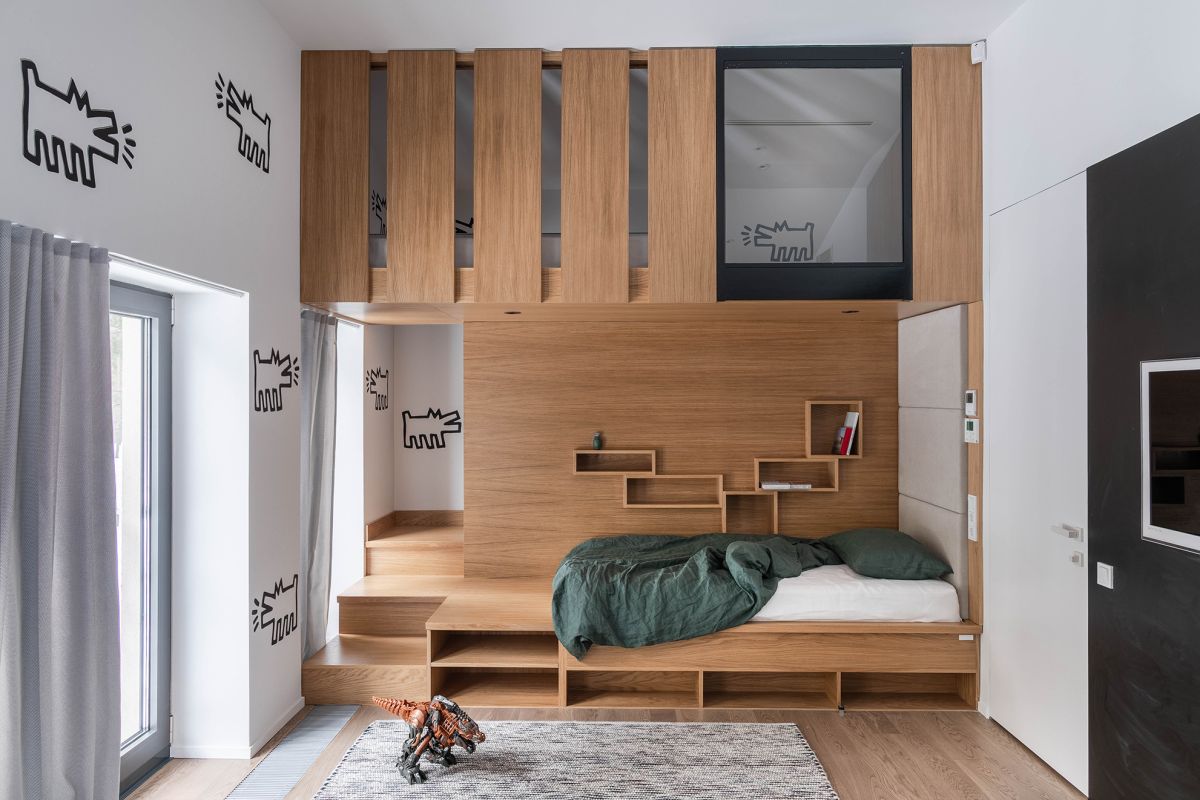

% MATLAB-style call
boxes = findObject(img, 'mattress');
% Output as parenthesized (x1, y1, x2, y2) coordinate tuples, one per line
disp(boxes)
(752, 564, 961, 623)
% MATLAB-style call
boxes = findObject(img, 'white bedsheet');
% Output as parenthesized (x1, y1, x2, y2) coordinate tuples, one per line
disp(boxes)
(752, 564, 961, 623)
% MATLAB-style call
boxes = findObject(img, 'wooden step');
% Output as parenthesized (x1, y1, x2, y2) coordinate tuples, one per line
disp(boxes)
(336, 575, 552, 636)
(365, 524, 464, 576)
(302, 634, 427, 703)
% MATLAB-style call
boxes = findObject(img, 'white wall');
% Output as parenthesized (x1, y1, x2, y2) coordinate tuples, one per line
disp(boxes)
(327, 322, 365, 644)
(365, 325, 397, 522)
(394, 326, 464, 510)
(0, 0, 302, 757)
(986, 0, 1200, 215)
(982, 0, 1200, 791)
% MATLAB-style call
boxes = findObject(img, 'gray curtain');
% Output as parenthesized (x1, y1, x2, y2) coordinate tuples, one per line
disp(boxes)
(0, 221, 120, 799)
(300, 309, 338, 660)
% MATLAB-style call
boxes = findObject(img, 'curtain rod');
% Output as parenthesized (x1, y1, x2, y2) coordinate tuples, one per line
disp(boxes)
(302, 303, 363, 328)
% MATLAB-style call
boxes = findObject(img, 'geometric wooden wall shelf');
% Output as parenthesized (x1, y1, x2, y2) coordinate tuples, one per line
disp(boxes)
(805, 400, 864, 459)
(721, 491, 779, 534)
(754, 458, 839, 493)
(573, 449, 656, 476)
(623, 474, 723, 509)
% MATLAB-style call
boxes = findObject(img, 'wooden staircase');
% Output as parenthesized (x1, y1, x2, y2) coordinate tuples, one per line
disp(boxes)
(302, 512, 468, 704)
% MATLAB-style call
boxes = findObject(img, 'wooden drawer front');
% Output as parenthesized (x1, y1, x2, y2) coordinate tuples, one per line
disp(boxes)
(564, 632, 977, 673)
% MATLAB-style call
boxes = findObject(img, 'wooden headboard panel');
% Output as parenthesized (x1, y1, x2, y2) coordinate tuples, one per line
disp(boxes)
(463, 318, 898, 578)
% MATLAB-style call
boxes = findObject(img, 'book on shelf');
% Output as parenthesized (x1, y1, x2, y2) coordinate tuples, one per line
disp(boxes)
(760, 481, 813, 491)
(833, 411, 860, 456)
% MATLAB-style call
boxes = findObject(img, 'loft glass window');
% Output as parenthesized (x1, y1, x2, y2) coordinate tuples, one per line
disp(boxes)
(717, 47, 912, 300)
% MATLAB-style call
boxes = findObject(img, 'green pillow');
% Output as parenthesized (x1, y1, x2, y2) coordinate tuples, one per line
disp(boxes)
(822, 528, 952, 580)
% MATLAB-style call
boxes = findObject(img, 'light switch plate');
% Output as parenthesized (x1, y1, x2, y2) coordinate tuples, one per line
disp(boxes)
(964, 389, 977, 417)
(964, 418, 980, 444)
(1097, 562, 1115, 589)
(966, 494, 978, 541)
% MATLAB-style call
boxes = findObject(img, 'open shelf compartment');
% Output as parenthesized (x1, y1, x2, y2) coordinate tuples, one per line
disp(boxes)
(754, 458, 839, 493)
(574, 449, 656, 476)
(623, 474, 723, 508)
(703, 671, 839, 710)
(431, 667, 560, 708)
(840, 672, 976, 711)
(430, 631, 559, 669)
(805, 400, 864, 459)
(721, 491, 779, 534)
(567, 670, 700, 708)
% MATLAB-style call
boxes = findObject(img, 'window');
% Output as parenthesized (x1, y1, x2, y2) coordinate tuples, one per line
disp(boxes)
(716, 46, 913, 300)
(110, 282, 172, 792)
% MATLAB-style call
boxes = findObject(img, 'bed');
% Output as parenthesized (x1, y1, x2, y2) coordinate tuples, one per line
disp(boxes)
(752, 564, 961, 623)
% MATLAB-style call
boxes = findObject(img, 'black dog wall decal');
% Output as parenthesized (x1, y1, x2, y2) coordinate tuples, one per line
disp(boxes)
(370, 191, 387, 236)
(250, 574, 298, 646)
(402, 408, 462, 449)
(741, 220, 815, 262)
(365, 367, 390, 411)
(215, 73, 271, 173)
(20, 58, 136, 188)
(252, 348, 299, 413)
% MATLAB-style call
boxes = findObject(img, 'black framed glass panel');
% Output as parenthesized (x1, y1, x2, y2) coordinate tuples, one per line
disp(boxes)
(717, 46, 912, 300)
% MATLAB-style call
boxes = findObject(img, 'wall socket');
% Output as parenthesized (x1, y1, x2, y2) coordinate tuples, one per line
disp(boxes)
(1097, 562, 1115, 589)
(966, 494, 978, 541)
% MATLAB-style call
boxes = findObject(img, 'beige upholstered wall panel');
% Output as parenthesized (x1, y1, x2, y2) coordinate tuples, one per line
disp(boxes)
(900, 495, 968, 618)
(899, 304, 967, 409)
(898, 305, 969, 615)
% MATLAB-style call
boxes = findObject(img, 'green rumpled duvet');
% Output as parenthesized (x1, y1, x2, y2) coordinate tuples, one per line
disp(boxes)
(552, 533, 841, 659)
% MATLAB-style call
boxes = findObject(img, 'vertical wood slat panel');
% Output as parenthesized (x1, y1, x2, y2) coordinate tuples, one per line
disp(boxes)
(912, 46, 982, 303)
(387, 50, 456, 303)
(561, 49, 630, 304)
(647, 48, 716, 304)
(966, 300, 984, 625)
(473, 49, 542, 304)
(300, 51, 370, 303)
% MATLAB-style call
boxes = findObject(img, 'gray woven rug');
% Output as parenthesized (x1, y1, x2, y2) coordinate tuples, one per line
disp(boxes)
(315, 720, 839, 799)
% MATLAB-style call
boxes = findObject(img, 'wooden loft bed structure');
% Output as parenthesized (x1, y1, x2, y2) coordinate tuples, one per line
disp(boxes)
(298, 44, 984, 712)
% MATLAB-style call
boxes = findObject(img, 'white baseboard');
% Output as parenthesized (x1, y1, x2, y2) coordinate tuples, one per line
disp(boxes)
(171, 696, 306, 760)
(170, 743, 257, 759)
(249, 695, 307, 757)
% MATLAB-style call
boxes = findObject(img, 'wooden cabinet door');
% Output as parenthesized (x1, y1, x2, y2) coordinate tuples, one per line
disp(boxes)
(300, 51, 370, 303)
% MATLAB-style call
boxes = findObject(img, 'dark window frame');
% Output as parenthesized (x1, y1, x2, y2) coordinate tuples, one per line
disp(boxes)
(716, 45, 913, 301)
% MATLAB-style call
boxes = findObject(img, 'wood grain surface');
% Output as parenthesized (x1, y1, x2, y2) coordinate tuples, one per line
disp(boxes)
(387, 50, 456, 302)
(561, 49, 630, 303)
(463, 318, 898, 577)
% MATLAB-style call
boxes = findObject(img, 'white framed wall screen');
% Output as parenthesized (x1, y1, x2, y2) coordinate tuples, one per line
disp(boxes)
(1141, 357, 1200, 553)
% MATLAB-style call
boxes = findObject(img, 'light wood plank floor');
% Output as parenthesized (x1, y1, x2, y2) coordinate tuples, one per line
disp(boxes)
(129, 707, 1083, 800)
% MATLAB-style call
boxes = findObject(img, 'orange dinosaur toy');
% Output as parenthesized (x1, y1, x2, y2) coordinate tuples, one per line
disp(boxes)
(373, 695, 486, 784)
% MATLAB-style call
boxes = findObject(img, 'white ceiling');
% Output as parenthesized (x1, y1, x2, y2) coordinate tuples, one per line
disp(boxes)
(258, 0, 1026, 51)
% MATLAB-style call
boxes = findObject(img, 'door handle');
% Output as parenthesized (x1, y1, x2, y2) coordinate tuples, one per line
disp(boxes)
(1051, 523, 1085, 542)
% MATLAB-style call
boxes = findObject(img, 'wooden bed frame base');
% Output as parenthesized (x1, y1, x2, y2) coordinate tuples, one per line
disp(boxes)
(415, 580, 981, 712)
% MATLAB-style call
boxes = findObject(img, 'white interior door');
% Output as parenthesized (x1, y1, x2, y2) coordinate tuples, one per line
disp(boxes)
(985, 173, 1089, 793)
